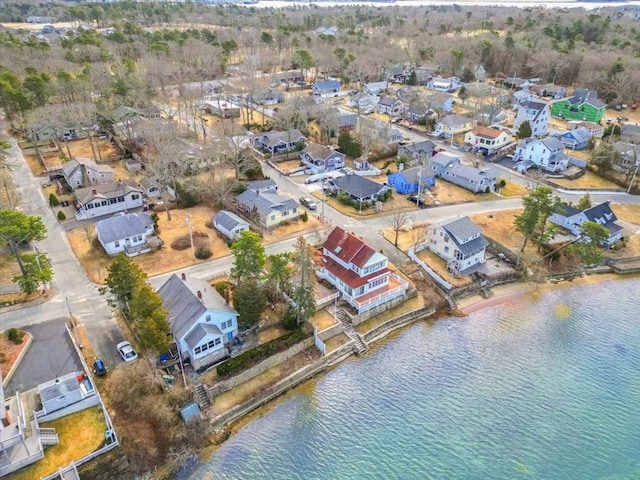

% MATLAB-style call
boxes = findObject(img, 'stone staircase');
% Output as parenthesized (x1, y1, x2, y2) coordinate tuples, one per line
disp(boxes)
(194, 384, 211, 408)
(335, 308, 369, 356)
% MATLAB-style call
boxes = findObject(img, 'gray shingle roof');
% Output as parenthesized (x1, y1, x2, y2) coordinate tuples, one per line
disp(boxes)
(395, 166, 433, 183)
(96, 212, 154, 244)
(75, 180, 143, 204)
(438, 114, 472, 127)
(247, 179, 277, 191)
(331, 175, 384, 199)
(540, 137, 565, 151)
(430, 151, 460, 167)
(184, 323, 223, 349)
(236, 190, 298, 217)
(157, 274, 237, 342)
(213, 210, 248, 232)
(441, 217, 489, 257)
(561, 127, 591, 144)
(521, 101, 547, 111)
(583, 201, 618, 225)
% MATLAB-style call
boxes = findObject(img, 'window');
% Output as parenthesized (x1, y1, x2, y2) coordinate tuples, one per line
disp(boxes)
(215, 338, 221, 346)
(444, 246, 449, 254)
(132, 194, 140, 200)
(114, 241, 120, 248)
(206, 315, 211, 322)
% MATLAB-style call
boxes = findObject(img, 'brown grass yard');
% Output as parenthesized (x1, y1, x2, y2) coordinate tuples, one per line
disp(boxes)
(23, 153, 46, 177)
(210, 349, 319, 415)
(67, 205, 232, 283)
(498, 178, 528, 197)
(324, 332, 351, 353)
(551, 171, 621, 190)
(468, 210, 527, 253)
(381, 224, 427, 253)
(0, 330, 31, 377)
(0, 253, 21, 287)
(611, 204, 640, 225)
(415, 249, 474, 288)
(5, 406, 105, 480)
(354, 293, 425, 336)
(310, 309, 338, 332)
(262, 214, 324, 244)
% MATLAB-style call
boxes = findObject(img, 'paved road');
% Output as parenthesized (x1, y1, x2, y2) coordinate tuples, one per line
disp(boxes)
(0, 139, 124, 367)
(5, 317, 83, 396)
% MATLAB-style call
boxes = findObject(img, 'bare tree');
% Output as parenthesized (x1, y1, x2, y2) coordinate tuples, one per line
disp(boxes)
(387, 208, 409, 247)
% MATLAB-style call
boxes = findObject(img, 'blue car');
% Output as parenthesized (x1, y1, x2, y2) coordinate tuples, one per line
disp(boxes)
(93, 359, 107, 376)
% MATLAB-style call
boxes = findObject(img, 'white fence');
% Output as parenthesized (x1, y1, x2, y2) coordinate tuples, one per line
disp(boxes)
(313, 326, 326, 356)
(408, 245, 453, 290)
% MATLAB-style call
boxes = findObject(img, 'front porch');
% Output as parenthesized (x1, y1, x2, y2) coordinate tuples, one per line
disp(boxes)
(343, 274, 409, 313)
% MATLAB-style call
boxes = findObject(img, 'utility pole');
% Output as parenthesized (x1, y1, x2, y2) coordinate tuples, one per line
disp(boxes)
(628, 160, 640, 194)
(185, 213, 195, 259)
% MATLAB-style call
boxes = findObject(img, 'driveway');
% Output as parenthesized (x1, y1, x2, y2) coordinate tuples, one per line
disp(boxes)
(5, 318, 83, 396)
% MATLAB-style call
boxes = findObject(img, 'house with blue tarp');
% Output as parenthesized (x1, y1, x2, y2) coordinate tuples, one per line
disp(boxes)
(556, 127, 591, 150)
(388, 166, 436, 194)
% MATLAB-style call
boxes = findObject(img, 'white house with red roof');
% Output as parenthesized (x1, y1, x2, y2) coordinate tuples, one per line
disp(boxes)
(317, 227, 408, 314)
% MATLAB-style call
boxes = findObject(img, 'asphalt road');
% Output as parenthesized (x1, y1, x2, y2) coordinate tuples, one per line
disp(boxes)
(0, 139, 124, 367)
(5, 317, 83, 396)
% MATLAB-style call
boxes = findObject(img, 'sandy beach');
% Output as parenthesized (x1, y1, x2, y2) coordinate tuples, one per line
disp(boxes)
(457, 272, 637, 315)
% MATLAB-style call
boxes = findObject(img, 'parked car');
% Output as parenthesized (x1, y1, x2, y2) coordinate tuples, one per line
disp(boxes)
(117, 341, 138, 362)
(408, 194, 426, 206)
(92, 359, 107, 376)
(299, 196, 317, 210)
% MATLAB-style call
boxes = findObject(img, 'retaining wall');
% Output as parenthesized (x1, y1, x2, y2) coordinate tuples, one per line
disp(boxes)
(205, 337, 314, 399)
(362, 306, 434, 344)
(317, 322, 345, 341)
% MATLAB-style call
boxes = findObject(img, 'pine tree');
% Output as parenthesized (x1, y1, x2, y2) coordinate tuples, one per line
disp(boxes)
(516, 120, 532, 139)
(290, 236, 317, 325)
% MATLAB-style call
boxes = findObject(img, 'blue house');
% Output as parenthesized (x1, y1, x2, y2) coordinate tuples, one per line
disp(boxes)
(313, 80, 341, 96)
(388, 166, 436, 194)
(556, 127, 591, 150)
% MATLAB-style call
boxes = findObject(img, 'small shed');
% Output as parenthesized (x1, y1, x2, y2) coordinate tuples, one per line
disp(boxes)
(213, 210, 250, 241)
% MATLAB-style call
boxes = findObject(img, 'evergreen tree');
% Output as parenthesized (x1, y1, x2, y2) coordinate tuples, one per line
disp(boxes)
(233, 278, 267, 328)
(289, 236, 317, 325)
(12, 252, 53, 294)
(514, 186, 558, 252)
(100, 253, 147, 316)
(516, 120, 532, 139)
(230, 230, 266, 283)
(406, 70, 418, 86)
(577, 193, 592, 211)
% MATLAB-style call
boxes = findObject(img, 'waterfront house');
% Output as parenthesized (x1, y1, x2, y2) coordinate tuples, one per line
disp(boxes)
(556, 127, 592, 150)
(301, 143, 346, 175)
(377, 96, 404, 117)
(35, 371, 99, 422)
(252, 130, 306, 155)
(158, 273, 239, 371)
(398, 140, 437, 164)
(62, 158, 114, 189)
(548, 201, 623, 247)
(435, 114, 474, 138)
(95, 212, 158, 256)
(551, 93, 606, 124)
(74, 180, 144, 220)
(317, 226, 409, 314)
(213, 210, 250, 241)
(387, 166, 436, 194)
(429, 151, 497, 193)
(236, 181, 300, 228)
(464, 126, 513, 155)
(513, 137, 569, 172)
(426, 216, 489, 274)
(326, 175, 388, 205)
(513, 101, 550, 138)
(312, 80, 341, 96)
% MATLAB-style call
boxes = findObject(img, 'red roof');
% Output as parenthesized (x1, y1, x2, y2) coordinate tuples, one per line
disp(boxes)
(323, 226, 377, 268)
(323, 256, 392, 289)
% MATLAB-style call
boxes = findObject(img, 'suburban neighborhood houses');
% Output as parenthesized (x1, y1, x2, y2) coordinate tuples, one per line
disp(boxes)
(1, 2, 639, 479)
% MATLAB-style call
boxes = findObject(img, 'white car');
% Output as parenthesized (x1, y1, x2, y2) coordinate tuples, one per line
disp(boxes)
(117, 341, 138, 362)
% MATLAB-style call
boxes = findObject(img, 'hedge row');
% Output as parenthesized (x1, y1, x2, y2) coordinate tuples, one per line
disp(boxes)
(216, 329, 308, 378)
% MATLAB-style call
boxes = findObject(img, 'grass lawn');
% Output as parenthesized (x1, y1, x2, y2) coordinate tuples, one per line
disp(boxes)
(431, 181, 497, 204)
(551, 170, 621, 190)
(468, 209, 526, 252)
(498, 178, 528, 197)
(324, 332, 351, 353)
(262, 215, 324, 244)
(354, 293, 425, 335)
(5, 406, 106, 480)
(381, 224, 426, 253)
(415, 249, 474, 288)
(611, 204, 640, 225)
(210, 349, 319, 415)
(310, 309, 338, 332)
(67, 205, 232, 283)
(0, 253, 21, 287)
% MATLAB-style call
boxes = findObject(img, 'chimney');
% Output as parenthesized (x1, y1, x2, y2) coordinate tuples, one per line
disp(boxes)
(91, 189, 97, 195)
(197, 290, 203, 301)
(2, 407, 10, 427)
(181, 273, 186, 281)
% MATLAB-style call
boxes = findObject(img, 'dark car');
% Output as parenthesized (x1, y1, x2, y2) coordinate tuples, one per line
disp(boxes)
(93, 359, 107, 376)
(408, 194, 426, 206)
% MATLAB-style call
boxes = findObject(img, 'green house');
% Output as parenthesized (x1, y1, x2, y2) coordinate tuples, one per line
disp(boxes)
(551, 97, 606, 123)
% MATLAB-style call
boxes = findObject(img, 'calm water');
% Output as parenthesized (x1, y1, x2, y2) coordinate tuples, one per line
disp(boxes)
(190, 278, 640, 480)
